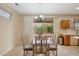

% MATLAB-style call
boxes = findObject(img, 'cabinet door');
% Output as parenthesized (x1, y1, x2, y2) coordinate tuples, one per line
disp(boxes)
(61, 20, 70, 29)
(64, 35, 70, 45)
(78, 36, 79, 45)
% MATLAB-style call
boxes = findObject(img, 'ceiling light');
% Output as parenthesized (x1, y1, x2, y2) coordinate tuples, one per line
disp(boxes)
(40, 15, 44, 20)
(76, 7, 79, 10)
(34, 3, 44, 20)
(40, 15, 43, 18)
(35, 16, 38, 19)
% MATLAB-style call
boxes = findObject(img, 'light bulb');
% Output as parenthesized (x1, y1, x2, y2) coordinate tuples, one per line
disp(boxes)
(34, 16, 38, 19)
(76, 7, 79, 10)
(40, 15, 44, 20)
(40, 15, 43, 18)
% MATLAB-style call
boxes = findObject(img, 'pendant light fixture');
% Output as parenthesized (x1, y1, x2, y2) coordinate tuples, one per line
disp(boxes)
(34, 3, 44, 20)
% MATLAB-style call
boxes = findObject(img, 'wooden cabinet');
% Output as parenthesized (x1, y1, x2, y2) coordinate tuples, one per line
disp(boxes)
(64, 35, 70, 45)
(61, 20, 70, 29)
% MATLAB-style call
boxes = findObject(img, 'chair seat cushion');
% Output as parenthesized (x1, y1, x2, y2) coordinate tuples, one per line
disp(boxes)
(24, 48, 32, 50)
(49, 45, 57, 51)
(49, 48, 57, 50)
(49, 45, 56, 48)
(24, 45, 33, 51)
(25, 45, 33, 48)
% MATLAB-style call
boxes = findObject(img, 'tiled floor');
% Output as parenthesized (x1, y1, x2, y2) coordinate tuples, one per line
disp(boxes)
(4, 45, 56, 56)
(58, 45, 79, 56)
(4, 45, 79, 56)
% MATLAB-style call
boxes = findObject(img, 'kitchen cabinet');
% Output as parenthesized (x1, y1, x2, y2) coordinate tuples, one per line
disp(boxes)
(64, 35, 70, 45)
(61, 20, 70, 29)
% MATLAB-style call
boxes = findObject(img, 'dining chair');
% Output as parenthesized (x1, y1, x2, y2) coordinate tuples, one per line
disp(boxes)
(49, 44, 57, 56)
(49, 38, 57, 56)
(42, 37, 49, 56)
(21, 34, 33, 56)
(33, 36, 49, 56)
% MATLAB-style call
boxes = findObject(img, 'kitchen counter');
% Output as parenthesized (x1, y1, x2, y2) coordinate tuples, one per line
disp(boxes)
(62, 34, 79, 36)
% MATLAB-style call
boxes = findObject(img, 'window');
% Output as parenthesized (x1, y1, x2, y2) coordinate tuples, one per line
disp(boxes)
(0, 9, 11, 19)
(33, 18, 54, 42)
(74, 19, 79, 29)
(33, 18, 53, 34)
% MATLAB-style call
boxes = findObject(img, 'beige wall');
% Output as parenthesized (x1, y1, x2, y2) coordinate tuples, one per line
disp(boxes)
(0, 4, 24, 55)
(0, 4, 79, 55)
(24, 16, 34, 44)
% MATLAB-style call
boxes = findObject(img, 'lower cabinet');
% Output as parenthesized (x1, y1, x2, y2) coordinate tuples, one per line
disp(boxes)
(64, 35, 70, 45)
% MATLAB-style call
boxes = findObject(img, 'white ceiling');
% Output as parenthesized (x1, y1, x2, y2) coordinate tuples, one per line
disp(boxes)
(9, 3, 79, 15)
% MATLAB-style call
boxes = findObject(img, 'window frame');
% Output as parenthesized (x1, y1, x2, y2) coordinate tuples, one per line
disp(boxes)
(0, 8, 11, 20)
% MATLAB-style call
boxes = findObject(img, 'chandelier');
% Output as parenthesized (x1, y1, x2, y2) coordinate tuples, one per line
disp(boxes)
(34, 3, 44, 20)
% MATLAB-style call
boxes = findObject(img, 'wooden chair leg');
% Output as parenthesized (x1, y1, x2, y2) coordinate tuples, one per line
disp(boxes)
(33, 51, 35, 56)
(56, 51, 57, 56)
(52, 51, 57, 56)
(25, 51, 27, 56)
(44, 51, 49, 56)
(47, 51, 50, 56)
(23, 51, 26, 56)
(23, 51, 27, 56)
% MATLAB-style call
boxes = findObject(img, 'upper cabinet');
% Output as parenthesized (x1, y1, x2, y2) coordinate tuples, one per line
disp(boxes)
(61, 20, 70, 29)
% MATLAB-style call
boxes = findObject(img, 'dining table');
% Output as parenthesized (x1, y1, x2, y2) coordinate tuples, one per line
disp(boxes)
(30, 38, 56, 56)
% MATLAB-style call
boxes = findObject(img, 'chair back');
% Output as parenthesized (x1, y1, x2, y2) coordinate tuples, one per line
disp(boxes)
(34, 36, 49, 54)
(21, 34, 29, 49)
(21, 35, 25, 50)
(22, 34, 33, 49)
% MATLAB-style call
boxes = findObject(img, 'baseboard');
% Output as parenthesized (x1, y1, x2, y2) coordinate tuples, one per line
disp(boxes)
(0, 47, 13, 56)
